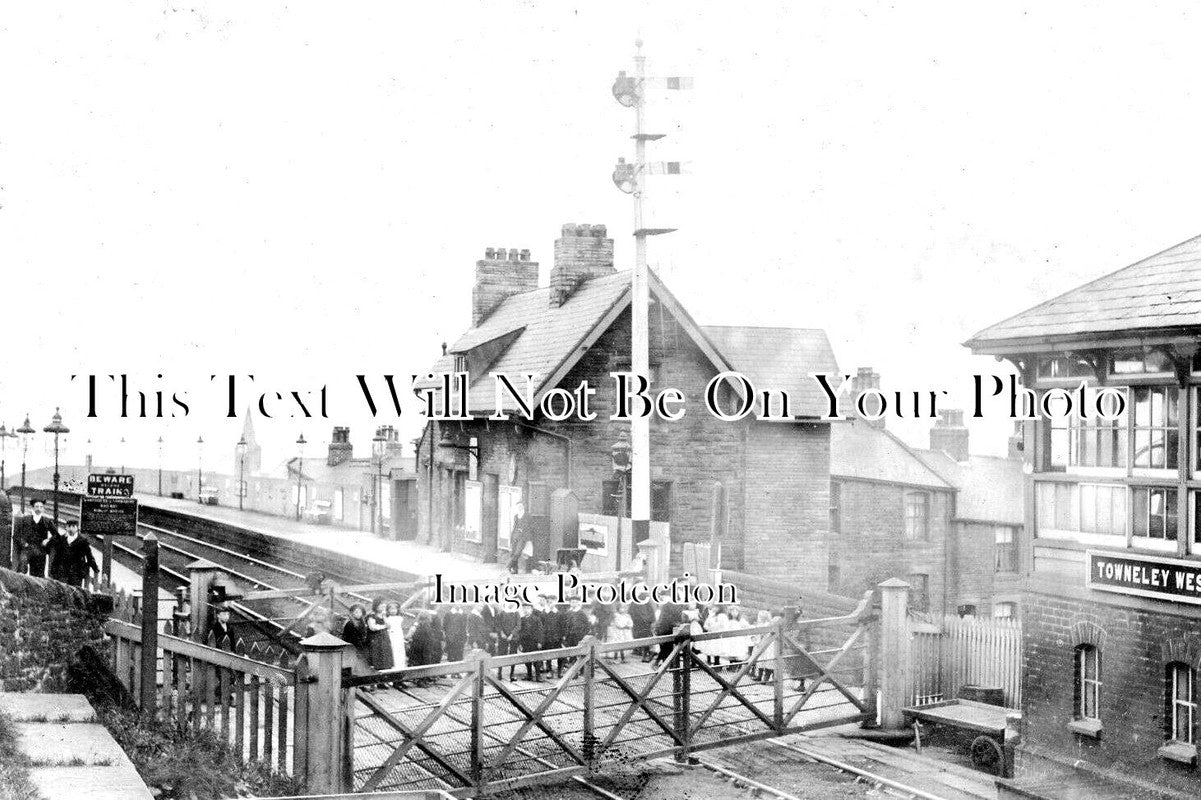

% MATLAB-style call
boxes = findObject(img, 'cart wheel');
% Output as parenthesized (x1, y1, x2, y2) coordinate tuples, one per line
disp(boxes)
(970, 735, 1004, 775)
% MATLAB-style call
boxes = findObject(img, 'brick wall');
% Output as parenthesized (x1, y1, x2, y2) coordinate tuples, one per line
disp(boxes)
(829, 479, 951, 614)
(951, 520, 1022, 615)
(1021, 591, 1201, 795)
(0, 567, 111, 692)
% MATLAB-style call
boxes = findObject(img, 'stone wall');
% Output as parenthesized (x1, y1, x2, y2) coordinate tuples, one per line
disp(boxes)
(0, 567, 111, 692)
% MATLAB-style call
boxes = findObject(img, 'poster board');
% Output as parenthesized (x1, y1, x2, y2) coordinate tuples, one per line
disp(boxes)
(464, 480, 483, 543)
(497, 484, 522, 551)
(577, 512, 610, 556)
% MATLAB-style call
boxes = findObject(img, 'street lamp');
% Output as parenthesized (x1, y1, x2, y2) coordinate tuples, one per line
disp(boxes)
(236, 436, 248, 511)
(43, 408, 69, 526)
(0, 423, 16, 491)
(196, 436, 204, 503)
(372, 428, 388, 536)
(156, 436, 164, 497)
(16, 415, 34, 513)
(294, 433, 307, 521)
(611, 439, 632, 568)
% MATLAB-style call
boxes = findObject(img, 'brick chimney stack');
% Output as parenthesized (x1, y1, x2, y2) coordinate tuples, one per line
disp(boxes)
(375, 425, 406, 460)
(850, 367, 885, 429)
(328, 426, 353, 466)
(550, 223, 615, 307)
(473, 247, 538, 326)
(930, 409, 971, 463)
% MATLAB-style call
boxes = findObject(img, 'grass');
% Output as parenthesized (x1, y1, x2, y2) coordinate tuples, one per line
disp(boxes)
(94, 704, 304, 800)
(0, 710, 43, 800)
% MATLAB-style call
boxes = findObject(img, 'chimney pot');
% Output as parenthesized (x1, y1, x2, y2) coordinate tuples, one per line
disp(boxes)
(485, 247, 495, 259)
(930, 408, 970, 462)
(550, 221, 616, 307)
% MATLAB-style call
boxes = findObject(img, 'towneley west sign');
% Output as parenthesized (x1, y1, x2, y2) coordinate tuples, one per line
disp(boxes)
(1087, 551, 1201, 605)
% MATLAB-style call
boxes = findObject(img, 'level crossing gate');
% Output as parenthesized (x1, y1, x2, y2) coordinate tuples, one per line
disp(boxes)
(341, 591, 877, 796)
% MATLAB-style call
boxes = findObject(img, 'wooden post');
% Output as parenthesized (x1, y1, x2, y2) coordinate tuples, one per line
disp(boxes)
(298, 632, 349, 795)
(878, 578, 911, 730)
(582, 636, 597, 771)
(469, 648, 489, 794)
(773, 619, 786, 731)
(187, 559, 221, 641)
(102, 535, 113, 584)
(862, 594, 881, 727)
(139, 534, 160, 718)
(672, 623, 692, 762)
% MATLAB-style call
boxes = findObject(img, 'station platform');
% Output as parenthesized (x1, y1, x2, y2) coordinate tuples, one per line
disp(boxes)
(130, 492, 501, 583)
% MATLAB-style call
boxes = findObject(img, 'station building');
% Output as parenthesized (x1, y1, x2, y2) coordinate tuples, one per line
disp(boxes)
(968, 234, 1201, 797)
(415, 223, 839, 582)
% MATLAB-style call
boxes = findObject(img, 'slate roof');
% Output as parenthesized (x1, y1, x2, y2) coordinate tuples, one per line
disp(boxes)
(829, 421, 955, 490)
(915, 450, 1024, 526)
(967, 234, 1201, 348)
(701, 326, 839, 418)
(420, 270, 838, 418)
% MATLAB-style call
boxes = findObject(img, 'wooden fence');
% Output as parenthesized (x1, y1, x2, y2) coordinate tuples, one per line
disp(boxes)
(106, 596, 299, 772)
(909, 614, 1022, 708)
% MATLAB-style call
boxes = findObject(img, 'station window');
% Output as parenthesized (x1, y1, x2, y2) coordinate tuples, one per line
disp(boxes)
(1037, 356, 1094, 381)
(1075, 645, 1102, 722)
(1132, 487, 1178, 542)
(1168, 662, 1196, 745)
(1132, 387, 1179, 470)
(994, 526, 1017, 572)
(1036, 482, 1126, 539)
(1111, 348, 1173, 376)
(993, 602, 1016, 619)
(1045, 390, 1127, 470)
(904, 492, 930, 540)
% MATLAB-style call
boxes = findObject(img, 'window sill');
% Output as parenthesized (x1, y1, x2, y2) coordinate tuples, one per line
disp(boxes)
(1158, 742, 1197, 766)
(1067, 719, 1102, 739)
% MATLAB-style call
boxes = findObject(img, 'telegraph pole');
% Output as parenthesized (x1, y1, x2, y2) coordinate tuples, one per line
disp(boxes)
(612, 40, 687, 552)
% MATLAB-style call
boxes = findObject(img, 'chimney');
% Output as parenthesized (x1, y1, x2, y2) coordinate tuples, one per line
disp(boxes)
(472, 247, 538, 326)
(550, 223, 615, 307)
(328, 426, 353, 466)
(375, 425, 406, 460)
(930, 409, 971, 463)
(850, 366, 885, 429)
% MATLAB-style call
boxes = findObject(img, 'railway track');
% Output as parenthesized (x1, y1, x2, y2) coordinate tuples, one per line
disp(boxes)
(56, 502, 400, 654)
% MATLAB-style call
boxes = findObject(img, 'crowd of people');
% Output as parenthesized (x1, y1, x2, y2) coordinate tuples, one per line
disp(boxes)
(331, 591, 788, 687)
(10, 499, 99, 587)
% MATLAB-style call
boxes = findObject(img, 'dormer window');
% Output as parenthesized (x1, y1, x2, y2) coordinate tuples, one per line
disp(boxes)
(453, 354, 468, 374)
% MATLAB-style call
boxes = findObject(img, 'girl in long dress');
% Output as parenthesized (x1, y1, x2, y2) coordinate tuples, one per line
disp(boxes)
(702, 605, 730, 667)
(606, 603, 634, 662)
(366, 598, 394, 674)
(386, 601, 408, 669)
(724, 606, 750, 670)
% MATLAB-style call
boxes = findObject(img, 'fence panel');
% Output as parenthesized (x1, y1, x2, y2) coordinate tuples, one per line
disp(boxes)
(105, 618, 297, 771)
(908, 614, 1022, 709)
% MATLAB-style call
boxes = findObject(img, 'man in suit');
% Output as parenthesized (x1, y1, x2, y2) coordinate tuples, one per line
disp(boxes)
(15, 500, 58, 578)
(440, 604, 468, 664)
(206, 607, 235, 650)
(506, 501, 530, 574)
(49, 519, 98, 587)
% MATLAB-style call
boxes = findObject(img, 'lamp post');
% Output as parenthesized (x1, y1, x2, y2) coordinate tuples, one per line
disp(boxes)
(196, 436, 204, 503)
(119, 437, 126, 475)
(157, 436, 164, 497)
(43, 408, 69, 525)
(0, 423, 16, 491)
(372, 428, 387, 536)
(16, 416, 34, 513)
(611, 439, 632, 569)
(236, 436, 247, 511)
(295, 433, 307, 521)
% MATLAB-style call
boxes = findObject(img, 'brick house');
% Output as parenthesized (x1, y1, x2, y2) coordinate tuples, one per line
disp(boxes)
(968, 233, 1201, 797)
(829, 379, 1023, 618)
(415, 223, 839, 582)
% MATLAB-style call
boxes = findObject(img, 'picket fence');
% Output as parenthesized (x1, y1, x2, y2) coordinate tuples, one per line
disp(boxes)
(106, 588, 300, 773)
(909, 614, 1022, 708)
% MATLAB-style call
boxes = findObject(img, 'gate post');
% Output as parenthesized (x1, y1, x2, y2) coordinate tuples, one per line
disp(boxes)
(672, 623, 692, 762)
(582, 636, 597, 771)
(469, 648, 490, 794)
(186, 559, 220, 640)
(139, 534, 159, 718)
(298, 632, 349, 795)
(878, 578, 911, 730)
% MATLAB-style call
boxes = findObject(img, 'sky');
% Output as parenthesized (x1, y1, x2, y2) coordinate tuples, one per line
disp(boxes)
(3, 2, 1201, 473)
